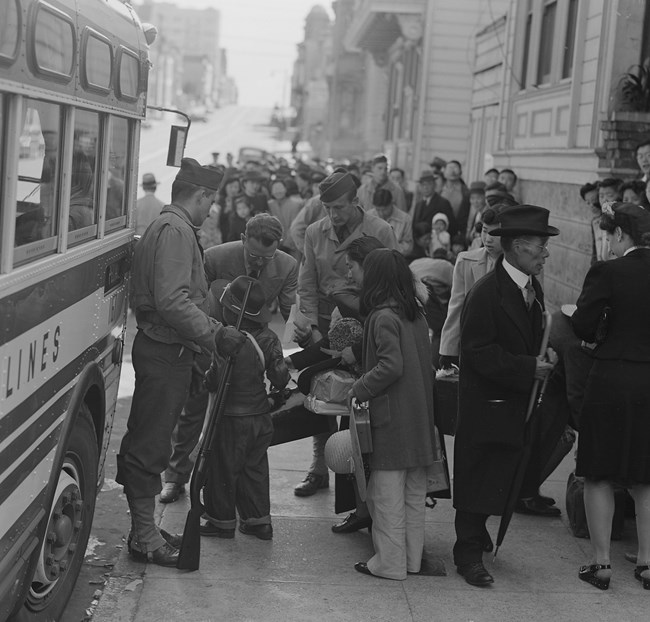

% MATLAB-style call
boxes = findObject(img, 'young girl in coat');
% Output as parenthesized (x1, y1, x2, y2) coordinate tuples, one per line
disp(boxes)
(351, 249, 441, 580)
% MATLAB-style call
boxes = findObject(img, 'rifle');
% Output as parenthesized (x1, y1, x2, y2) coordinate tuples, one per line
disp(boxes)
(177, 281, 253, 570)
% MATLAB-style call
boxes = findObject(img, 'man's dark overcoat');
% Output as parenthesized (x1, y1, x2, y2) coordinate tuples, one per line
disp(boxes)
(453, 256, 544, 516)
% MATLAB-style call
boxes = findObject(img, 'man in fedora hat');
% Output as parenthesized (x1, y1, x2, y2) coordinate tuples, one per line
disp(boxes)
(201, 276, 290, 540)
(411, 173, 458, 238)
(293, 168, 399, 497)
(241, 170, 269, 215)
(116, 158, 246, 567)
(135, 172, 164, 236)
(452, 205, 559, 587)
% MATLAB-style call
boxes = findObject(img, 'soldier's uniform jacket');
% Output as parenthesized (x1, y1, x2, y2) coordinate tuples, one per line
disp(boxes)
(133, 204, 218, 354)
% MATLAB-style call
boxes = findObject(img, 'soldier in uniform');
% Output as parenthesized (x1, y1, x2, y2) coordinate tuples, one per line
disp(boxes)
(116, 158, 245, 567)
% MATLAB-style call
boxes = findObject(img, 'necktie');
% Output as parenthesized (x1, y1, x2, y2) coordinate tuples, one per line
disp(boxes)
(524, 280, 536, 310)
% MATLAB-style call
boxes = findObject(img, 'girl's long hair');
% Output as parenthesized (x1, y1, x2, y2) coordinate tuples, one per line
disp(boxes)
(360, 249, 418, 321)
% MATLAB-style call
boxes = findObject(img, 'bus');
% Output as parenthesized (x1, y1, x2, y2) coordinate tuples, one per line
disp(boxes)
(0, 1, 155, 619)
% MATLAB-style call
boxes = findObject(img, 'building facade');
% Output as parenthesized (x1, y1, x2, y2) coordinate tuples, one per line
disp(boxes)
(470, 0, 650, 307)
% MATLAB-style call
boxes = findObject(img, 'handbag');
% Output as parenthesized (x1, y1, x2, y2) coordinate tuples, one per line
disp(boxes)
(426, 426, 450, 494)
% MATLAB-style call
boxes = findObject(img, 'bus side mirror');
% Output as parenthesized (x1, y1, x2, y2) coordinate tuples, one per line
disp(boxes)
(167, 125, 188, 167)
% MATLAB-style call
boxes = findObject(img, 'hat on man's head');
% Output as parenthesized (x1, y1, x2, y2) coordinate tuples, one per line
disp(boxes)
(141, 172, 157, 186)
(469, 181, 486, 195)
(212, 276, 272, 325)
(489, 205, 560, 237)
(371, 154, 388, 166)
(241, 170, 264, 183)
(419, 173, 436, 184)
(175, 157, 224, 190)
(319, 168, 360, 203)
(310, 168, 328, 185)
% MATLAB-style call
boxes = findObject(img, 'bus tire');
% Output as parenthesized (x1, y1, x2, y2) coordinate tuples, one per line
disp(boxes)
(12, 404, 99, 622)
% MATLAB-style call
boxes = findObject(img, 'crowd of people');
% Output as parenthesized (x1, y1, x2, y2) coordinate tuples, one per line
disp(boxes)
(121, 145, 650, 593)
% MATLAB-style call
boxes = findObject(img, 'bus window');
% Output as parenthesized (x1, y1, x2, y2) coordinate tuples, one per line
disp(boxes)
(14, 99, 61, 265)
(0, 0, 20, 63)
(105, 117, 129, 231)
(32, 1, 75, 79)
(68, 109, 99, 244)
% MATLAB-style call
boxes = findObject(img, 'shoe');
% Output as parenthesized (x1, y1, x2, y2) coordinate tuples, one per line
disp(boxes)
(159, 482, 184, 504)
(332, 512, 372, 534)
(354, 562, 381, 578)
(514, 497, 561, 517)
(537, 493, 556, 506)
(578, 563, 611, 590)
(160, 529, 183, 548)
(635, 565, 650, 590)
(457, 562, 494, 587)
(128, 541, 179, 567)
(625, 552, 638, 564)
(200, 522, 235, 539)
(294, 473, 329, 497)
(239, 523, 273, 540)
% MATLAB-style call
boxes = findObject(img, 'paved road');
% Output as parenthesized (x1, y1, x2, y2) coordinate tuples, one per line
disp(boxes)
(63, 104, 295, 621)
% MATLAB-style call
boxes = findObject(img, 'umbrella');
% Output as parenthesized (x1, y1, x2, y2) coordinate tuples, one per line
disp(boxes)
(177, 281, 253, 571)
(493, 311, 552, 558)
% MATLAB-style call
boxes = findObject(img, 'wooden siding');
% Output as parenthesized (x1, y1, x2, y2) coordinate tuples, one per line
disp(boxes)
(418, 0, 509, 168)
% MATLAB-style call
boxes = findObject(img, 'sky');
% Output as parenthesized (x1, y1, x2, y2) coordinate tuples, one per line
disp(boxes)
(141, 0, 334, 107)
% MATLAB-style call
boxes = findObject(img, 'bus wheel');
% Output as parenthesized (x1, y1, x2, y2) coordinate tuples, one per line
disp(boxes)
(15, 405, 98, 621)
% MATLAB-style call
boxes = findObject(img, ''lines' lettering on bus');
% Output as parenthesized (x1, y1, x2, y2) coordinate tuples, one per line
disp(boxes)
(4, 326, 61, 398)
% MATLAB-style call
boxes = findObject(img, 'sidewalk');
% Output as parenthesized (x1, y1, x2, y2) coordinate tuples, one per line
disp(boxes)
(93, 436, 648, 622)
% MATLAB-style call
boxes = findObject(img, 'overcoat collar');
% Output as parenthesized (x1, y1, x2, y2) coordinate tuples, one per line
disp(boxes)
(494, 255, 544, 353)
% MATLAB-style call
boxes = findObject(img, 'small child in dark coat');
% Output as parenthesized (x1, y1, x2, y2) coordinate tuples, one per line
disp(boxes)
(202, 276, 290, 540)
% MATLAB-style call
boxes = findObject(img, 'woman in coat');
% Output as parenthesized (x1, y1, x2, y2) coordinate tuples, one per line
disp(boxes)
(351, 249, 440, 580)
(571, 201, 650, 591)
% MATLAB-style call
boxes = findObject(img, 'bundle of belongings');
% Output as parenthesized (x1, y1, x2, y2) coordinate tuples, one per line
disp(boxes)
(299, 317, 363, 415)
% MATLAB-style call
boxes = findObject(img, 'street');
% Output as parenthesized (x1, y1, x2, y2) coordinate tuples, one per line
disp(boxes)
(64, 104, 293, 621)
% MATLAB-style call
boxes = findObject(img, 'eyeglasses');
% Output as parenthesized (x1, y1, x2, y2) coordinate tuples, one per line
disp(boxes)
(245, 245, 276, 261)
(518, 240, 549, 252)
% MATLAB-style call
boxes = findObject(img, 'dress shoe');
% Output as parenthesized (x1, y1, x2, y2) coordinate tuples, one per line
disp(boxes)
(537, 493, 556, 506)
(200, 522, 235, 539)
(332, 512, 372, 534)
(635, 565, 650, 590)
(354, 562, 383, 578)
(578, 563, 611, 590)
(294, 472, 329, 497)
(128, 540, 179, 567)
(514, 497, 561, 517)
(625, 552, 638, 564)
(457, 562, 494, 587)
(239, 523, 273, 540)
(159, 482, 184, 504)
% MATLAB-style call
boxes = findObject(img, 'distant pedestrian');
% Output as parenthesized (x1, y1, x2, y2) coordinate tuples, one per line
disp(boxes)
(357, 154, 406, 212)
(134, 173, 164, 236)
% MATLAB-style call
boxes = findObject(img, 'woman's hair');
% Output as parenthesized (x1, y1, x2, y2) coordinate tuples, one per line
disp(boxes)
(372, 188, 393, 208)
(346, 235, 385, 265)
(283, 177, 300, 197)
(360, 249, 418, 321)
(599, 201, 650, 246)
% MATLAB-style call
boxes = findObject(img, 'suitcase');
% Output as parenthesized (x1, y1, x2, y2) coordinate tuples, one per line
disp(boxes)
(565, 471, 626, 540)
(351, 399, 372, 454)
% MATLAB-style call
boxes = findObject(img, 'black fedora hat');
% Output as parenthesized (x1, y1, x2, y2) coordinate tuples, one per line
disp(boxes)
(489, 204, 559, 237)
(212, 276, 272, 324)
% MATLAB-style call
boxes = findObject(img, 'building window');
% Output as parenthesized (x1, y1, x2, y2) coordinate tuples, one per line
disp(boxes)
(519, 0, 579, 90)
(537, 1, 557, 85)
(562, 0, 578, 79)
